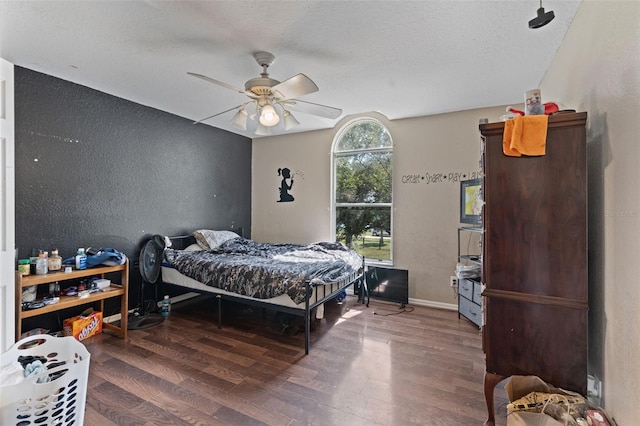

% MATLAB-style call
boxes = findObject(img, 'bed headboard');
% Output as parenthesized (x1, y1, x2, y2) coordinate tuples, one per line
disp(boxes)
(168, 227, 244, 250)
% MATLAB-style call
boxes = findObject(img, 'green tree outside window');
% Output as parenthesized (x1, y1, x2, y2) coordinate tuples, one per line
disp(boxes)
(333, 119, 393, 262)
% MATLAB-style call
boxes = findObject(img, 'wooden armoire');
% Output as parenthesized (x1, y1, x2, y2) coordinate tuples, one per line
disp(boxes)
(479, 112, 588, 425)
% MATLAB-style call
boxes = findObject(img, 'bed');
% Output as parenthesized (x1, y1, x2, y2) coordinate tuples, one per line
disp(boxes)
(160, 229, 365, 354)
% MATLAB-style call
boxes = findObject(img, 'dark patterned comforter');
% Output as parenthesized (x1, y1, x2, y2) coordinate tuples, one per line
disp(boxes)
(163, 237, 363, 304)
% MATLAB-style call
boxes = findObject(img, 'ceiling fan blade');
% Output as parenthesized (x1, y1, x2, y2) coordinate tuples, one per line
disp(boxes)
(286, 99, 342, 119)
(187, 72, 252, 96)
(193, 104, 247, 124)
(271, 74, 319, 100)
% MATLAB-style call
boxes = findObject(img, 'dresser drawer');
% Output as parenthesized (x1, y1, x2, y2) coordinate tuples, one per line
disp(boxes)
(473, 280, 483, 303)
(459, 295, 482, 327)
(459, 278, 474, 300)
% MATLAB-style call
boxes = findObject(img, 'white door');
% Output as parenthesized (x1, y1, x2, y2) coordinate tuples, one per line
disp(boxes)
(0, 58, 16, 352)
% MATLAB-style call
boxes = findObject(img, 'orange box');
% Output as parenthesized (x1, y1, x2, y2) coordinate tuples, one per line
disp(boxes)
(63, 311, 103, 341)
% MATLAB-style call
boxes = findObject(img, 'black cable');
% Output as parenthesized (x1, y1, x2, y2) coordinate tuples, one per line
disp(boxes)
(373, 305, 414, 316)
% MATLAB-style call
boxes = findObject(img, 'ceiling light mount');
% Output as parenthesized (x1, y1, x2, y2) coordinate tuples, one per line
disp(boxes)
(529, 0, 555, 29)
(254, 51, 276, 69)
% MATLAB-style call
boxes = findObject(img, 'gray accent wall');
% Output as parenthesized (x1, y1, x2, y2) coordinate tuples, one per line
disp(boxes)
(14, 67, 251, 311)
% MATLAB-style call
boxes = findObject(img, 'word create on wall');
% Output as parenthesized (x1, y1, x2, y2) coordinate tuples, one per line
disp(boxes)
(401, 170, 483, 185)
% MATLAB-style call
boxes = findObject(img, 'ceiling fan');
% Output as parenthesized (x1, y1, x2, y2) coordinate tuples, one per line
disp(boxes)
(188, 52, 342, 135)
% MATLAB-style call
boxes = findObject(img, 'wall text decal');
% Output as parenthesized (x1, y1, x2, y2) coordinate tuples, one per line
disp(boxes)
(401, 170, 483, 185)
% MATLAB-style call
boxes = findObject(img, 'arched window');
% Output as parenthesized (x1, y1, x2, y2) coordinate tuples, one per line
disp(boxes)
(332, 118, 393, 264)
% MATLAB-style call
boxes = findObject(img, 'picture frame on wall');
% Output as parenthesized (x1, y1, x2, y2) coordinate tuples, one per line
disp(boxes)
(460, 178, 482, 225)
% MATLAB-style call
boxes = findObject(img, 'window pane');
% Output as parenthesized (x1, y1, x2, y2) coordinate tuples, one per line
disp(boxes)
(335, 151, 392, 203)
(336, 206, 391, 262)
(336, 121, 392, 151)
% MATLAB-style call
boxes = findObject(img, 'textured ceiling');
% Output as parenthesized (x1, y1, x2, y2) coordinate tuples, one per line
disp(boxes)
(0, 1, 581, 138)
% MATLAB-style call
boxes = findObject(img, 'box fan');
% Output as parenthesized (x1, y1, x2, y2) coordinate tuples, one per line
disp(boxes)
(128, 235, 165, 330)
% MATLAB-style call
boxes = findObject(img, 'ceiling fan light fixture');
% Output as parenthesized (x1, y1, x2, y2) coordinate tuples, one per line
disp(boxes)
(188, 52, 342, 135)
(259, 104, 280, 126)
(255, 123, 272, 136)
(283, 110, 300, 131)
(230, 106, 248, 130)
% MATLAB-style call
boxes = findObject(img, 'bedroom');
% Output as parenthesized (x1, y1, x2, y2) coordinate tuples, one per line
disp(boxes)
(0, 1, 638, 425)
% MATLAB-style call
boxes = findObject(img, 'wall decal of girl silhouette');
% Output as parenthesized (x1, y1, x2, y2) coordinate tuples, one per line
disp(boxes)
(277, 167, 294, 202)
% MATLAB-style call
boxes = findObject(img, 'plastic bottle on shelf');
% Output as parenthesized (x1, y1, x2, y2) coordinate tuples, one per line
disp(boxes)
(161, 295, 171, 317)
(48, 249, 62, 272)
(75, 248, 87, 270)
(30, 249, 39, 275)
(18, 259, 31, 276)
(35, 252, 48, 275)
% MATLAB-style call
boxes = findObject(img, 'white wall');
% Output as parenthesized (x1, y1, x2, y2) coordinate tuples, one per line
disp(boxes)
(0, 58, 15, 352)
(540, 1, 640, 424)
(252, 2, 639, 421)
(232, 2, 640, 422)
(252, 106, 507, 304)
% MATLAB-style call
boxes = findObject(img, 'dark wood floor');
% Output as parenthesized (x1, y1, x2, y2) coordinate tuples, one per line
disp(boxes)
(82, 295, 509, 425)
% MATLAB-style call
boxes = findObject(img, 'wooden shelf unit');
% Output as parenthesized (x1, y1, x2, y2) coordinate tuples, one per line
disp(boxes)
(15, 261, 129, 340)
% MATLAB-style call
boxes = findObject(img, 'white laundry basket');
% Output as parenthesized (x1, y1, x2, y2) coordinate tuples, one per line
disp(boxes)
(1, 334, 90, 426)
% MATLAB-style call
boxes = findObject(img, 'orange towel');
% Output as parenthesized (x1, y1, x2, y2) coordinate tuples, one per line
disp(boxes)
(503, 115, 549, 157)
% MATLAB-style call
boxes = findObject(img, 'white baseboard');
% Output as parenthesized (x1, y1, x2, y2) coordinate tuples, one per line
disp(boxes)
(103, 311, 128, 324)
(103, 292, 202, 324)
(155, 291, 200, 308)
(355, 293, 457, 311)
(408, 298, 457, 311)
(348, 283, 457, 312)
(104, 293, 457, 323)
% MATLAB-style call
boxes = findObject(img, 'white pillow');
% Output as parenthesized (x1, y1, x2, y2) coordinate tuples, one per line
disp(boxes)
(193, 229, 239, 250)
(184, 243, 202, 252)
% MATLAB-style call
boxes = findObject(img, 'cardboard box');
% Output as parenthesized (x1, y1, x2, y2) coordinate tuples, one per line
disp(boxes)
(507, 411, 563, 426)
(63, 311, 103, 341)
(505, 376, 584, 426)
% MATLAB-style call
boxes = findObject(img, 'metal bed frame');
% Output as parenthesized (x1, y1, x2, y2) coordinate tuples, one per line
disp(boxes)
(163, 232, 366, 354)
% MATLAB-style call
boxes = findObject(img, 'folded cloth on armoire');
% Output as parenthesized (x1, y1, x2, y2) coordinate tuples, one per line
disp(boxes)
(503, 115, 549, 157)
